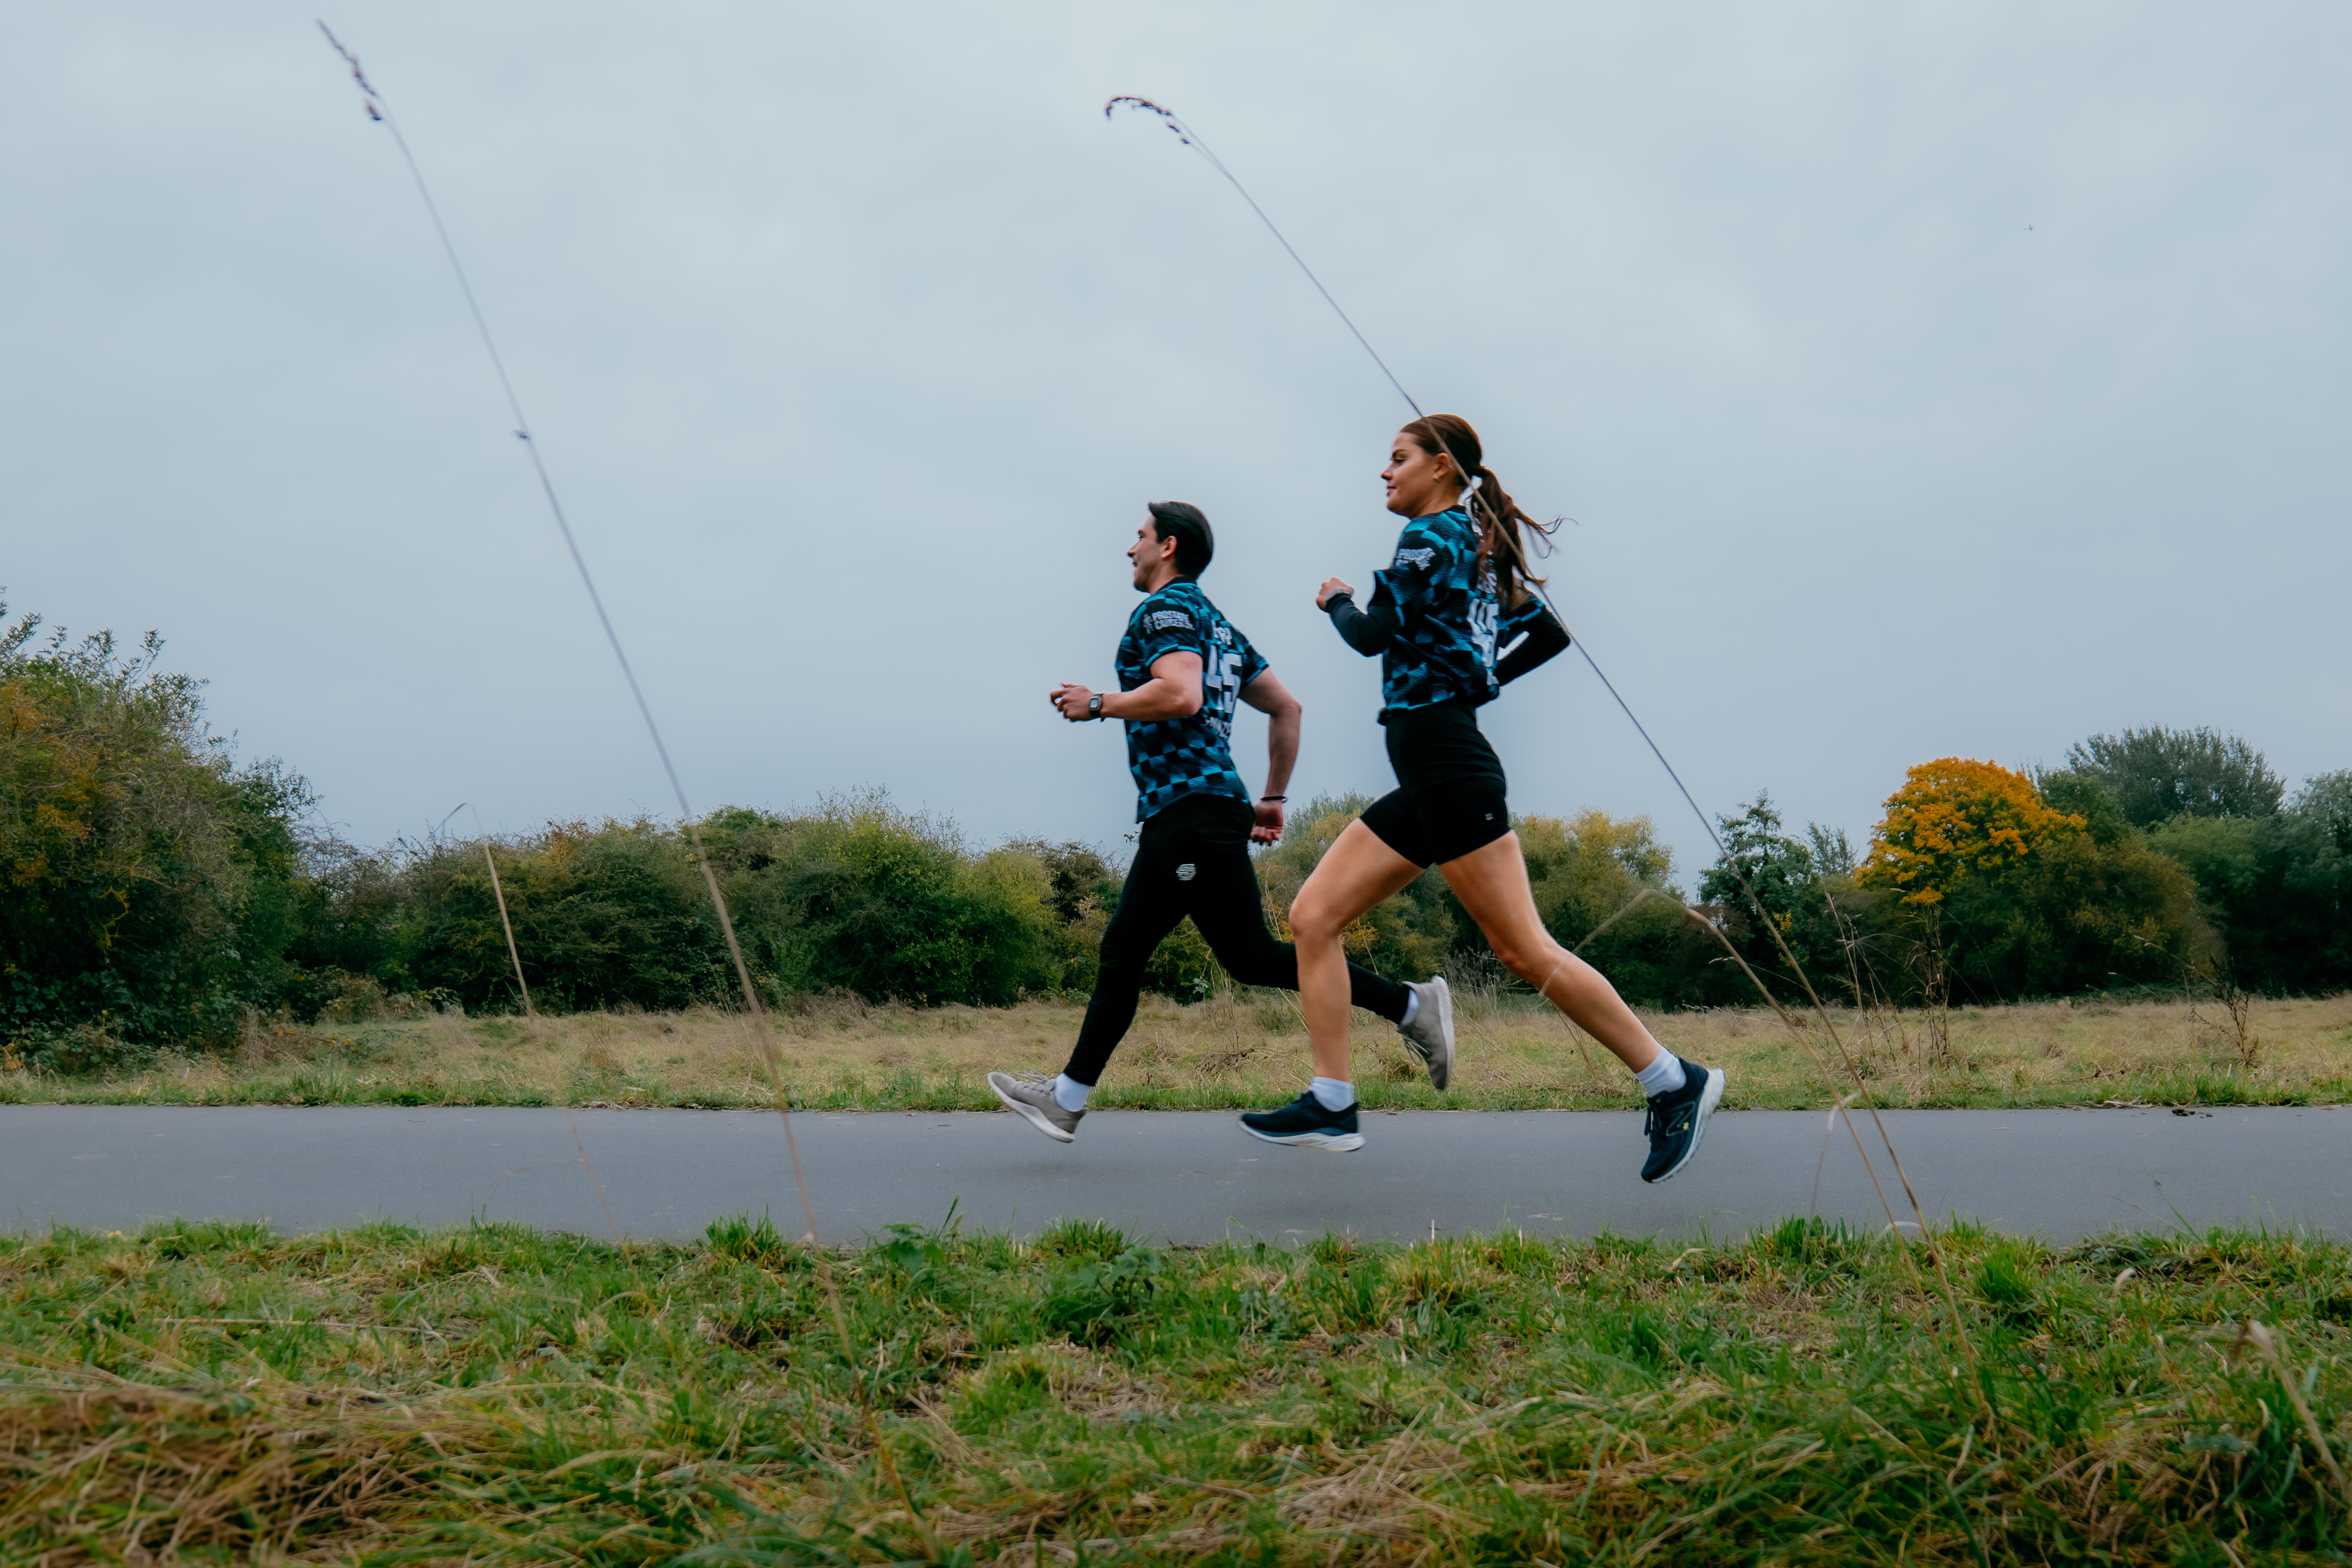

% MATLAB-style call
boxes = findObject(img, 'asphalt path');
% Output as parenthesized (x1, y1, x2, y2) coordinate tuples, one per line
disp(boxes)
(3, 1104, 2344, 1245)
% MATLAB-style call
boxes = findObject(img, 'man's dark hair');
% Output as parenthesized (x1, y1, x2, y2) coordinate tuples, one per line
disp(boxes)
(1146, 501, 1214, 577)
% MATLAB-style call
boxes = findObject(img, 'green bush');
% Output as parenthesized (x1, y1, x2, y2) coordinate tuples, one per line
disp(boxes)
(1, 606, 312, 1059)
(337, 797, 1093, 1014)
(702, 797, 1066, 1005)
(18, 599, 2340, 1040)
(1524, 808, 1738, 1007)
(370, 819, 731, 1013)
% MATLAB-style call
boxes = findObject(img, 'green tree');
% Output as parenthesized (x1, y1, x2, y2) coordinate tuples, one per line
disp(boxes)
(1832, 759, 2212, 1005)
(2064, 726, 2283, 827)
(2032, 768, 2135, 843)
(2147, 813, 2348, 994)
(1936, 826, 2211, 998)
(2290, 769, 2352, 857)
(1695, 794, 1850, 1002)
(1700, 795, 1818, 918)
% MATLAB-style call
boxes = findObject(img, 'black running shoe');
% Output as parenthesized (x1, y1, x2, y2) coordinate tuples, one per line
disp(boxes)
(1640, 1059, 1723, 1183)
(1239, 1092, 1363, 1152)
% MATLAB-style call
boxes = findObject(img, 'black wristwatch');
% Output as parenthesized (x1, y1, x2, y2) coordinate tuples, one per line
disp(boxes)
(1086, 693, 1104, 720)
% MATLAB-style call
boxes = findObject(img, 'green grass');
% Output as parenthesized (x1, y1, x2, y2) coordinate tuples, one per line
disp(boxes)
(4, 1218, 2349, 1563)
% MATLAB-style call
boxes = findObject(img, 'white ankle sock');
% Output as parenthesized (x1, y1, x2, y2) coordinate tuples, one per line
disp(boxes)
(1635, 1053, 1686, 1098)
(1310, 1076, 1354, 1112)
(1052, 1074, 1092, 1112)
(1399, 989, 1421, 1028)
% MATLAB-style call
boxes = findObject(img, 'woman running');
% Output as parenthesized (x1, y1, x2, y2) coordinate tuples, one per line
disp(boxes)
(1239, 415, 1724, 1181)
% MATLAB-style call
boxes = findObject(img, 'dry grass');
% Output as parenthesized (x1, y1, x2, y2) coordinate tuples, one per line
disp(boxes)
(4, 990, 2347, 1112)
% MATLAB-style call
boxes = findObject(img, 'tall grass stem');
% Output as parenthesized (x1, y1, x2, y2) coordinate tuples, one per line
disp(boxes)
(316, 29, 924, 1520)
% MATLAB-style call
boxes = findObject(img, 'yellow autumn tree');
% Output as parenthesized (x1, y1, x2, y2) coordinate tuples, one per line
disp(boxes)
(1859, 757, 2084, 907)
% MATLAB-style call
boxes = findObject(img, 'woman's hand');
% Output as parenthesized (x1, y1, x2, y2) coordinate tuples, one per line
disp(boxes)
(1315, 577, 1355, 609)
(1250, 799, 1286, 844)
(1049, 683, 1097, 721)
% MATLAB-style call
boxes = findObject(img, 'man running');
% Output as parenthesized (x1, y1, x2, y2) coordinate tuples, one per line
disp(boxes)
(988, 501, 1452, 1146)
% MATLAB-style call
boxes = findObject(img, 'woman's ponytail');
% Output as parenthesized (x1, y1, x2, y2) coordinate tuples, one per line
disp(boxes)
(1401, 414, 1560, 610)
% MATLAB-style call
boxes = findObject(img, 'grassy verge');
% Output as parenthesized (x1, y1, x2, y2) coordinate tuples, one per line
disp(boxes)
(4, 1217, 2349, 1563)
(5, 991, 2349, 1112)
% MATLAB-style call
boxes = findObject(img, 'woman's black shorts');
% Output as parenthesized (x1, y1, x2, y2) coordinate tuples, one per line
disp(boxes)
(1357, 700, 1511, 868)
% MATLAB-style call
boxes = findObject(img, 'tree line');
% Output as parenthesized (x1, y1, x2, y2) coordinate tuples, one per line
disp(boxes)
(4, 605, 2345, 1070)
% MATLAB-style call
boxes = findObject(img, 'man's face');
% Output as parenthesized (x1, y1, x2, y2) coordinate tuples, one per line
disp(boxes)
(1128, 520, 1174, 590)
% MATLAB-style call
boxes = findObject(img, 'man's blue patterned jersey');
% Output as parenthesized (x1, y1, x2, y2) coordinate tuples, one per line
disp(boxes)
(1364, 507, 1554, 713)
(1116, 580, 1269, 822)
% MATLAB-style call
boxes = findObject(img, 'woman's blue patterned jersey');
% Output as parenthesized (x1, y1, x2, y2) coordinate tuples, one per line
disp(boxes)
(1116, 580, 1269, 822)
(1363, 506, 1555, 713)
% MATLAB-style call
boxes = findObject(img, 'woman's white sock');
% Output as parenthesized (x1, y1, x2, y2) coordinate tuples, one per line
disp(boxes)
(1052, 1074, 1092, 1112)
(1310, 1076, 1355, 1112)
(1634, 1053, 1686, 1098)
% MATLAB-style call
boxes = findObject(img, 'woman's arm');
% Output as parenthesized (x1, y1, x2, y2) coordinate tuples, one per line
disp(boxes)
(1320, 585, 1400, 656)
(1495, 600, 1571, 685)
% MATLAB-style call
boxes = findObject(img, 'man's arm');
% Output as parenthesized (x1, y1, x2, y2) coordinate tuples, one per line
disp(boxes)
(1237, 670, 1301, 843)
(1048, 651, 1202, 723)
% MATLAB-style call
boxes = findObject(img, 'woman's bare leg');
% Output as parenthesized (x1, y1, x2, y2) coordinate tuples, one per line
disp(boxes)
(1436, 832, 1666, 1073)
(1287, 820, 1423, 1082)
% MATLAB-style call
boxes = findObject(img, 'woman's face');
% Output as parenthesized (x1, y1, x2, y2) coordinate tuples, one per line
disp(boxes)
(1381, 429, 1461, 518)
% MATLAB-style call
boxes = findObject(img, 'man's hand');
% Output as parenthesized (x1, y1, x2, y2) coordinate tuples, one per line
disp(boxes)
(1316, 577, 1355, 609)
(1251, 799, 1285, 844)
(1049, 683, 1098, 722)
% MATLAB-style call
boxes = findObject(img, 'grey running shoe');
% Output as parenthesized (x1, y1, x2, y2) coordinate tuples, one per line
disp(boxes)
(1398, 977, 1454, 1090)
(988, 1070, 1083, 1144)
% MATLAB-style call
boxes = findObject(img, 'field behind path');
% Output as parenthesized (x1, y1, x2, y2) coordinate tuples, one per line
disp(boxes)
(6, 989, 2348, 1111)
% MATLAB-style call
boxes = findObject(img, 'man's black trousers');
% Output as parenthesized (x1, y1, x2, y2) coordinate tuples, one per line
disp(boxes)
(1062, 793, 1414, 1087)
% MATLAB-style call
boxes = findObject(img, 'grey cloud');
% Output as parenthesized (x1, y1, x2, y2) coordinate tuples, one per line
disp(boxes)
(5, 2, 2345, 881)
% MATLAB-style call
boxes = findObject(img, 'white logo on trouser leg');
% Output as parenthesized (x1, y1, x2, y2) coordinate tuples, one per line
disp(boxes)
(1175, 863, 1196, 881)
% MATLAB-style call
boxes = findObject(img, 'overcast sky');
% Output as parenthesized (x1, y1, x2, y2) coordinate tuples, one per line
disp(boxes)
(7, 3, 2347, 883)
